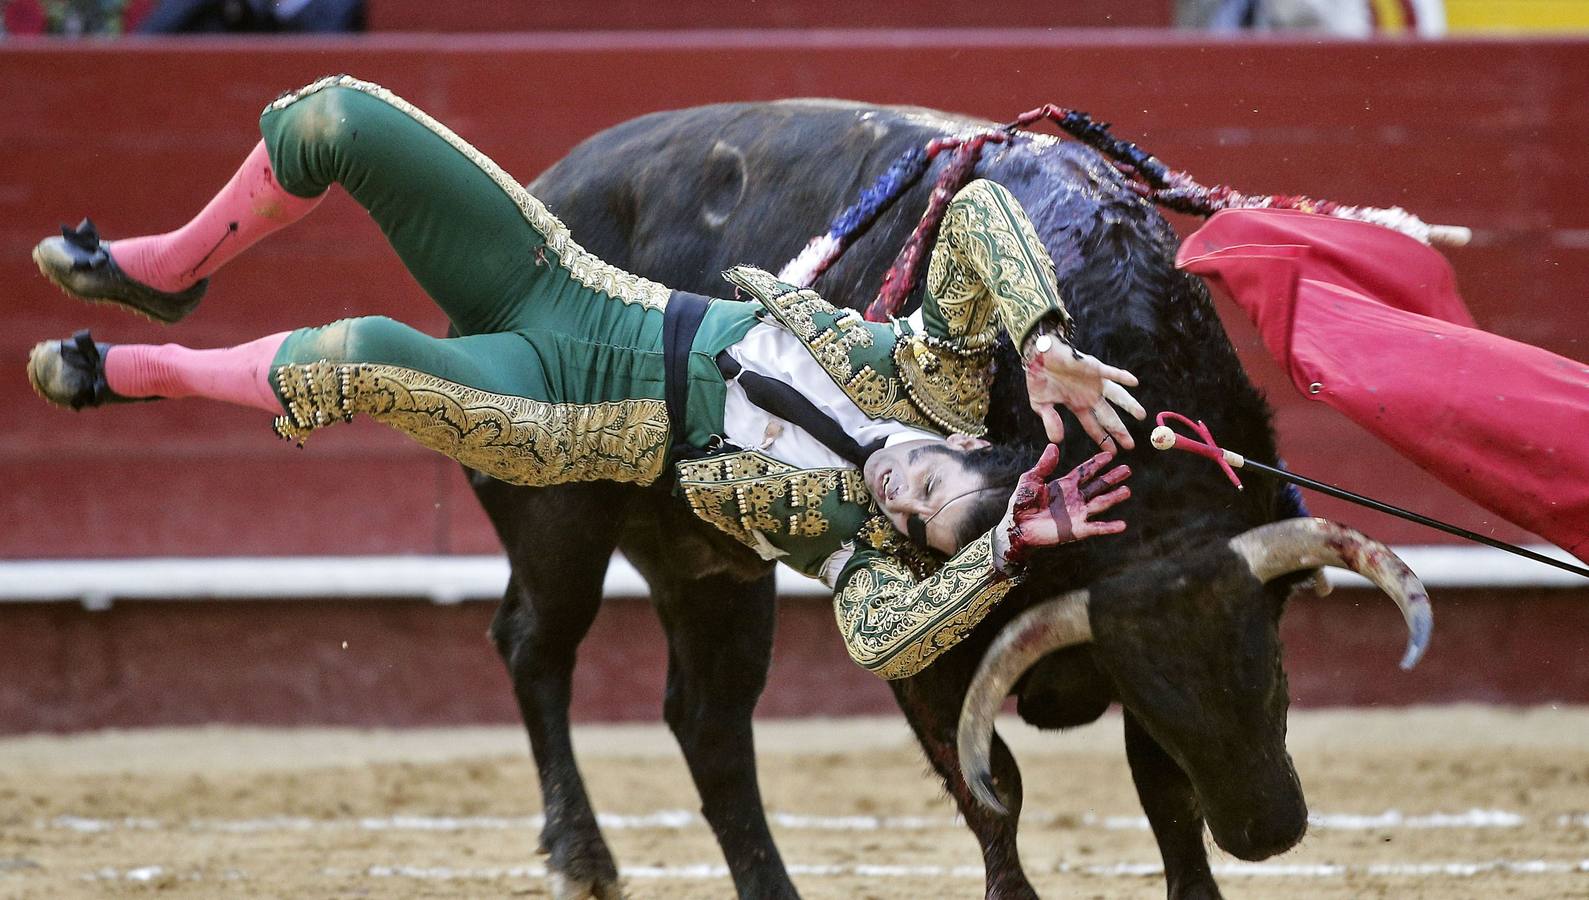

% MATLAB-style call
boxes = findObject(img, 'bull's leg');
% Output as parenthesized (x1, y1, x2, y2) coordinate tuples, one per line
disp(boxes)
(1122, 711, 1222, 900)
(479, 479, 628, 900)
(649, 572, 799, 899)
(891, 658, 1038, 900)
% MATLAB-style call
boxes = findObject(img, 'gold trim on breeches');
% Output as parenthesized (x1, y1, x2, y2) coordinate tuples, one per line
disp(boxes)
(272, 360, 670, 487)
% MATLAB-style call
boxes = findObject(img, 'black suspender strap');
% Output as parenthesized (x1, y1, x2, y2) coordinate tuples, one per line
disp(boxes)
(715, 352, 884, 469)
(667, 289, 888, 474)
(661, 290, 713, 463)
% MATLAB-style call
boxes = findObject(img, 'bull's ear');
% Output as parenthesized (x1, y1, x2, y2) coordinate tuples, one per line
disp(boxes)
(946, 433, 990, 451)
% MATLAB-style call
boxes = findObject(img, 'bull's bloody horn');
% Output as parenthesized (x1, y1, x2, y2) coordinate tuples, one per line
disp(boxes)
(956, 590, 1092, 816)
(1229, 518, 1432, 671)
(955, 518, 1434, 814)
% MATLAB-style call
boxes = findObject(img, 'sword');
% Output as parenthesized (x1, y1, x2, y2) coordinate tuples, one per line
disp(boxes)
(1151, 411, 1589, 579)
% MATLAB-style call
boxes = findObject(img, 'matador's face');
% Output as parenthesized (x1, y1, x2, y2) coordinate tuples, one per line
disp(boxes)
(863, 435, 993, 555)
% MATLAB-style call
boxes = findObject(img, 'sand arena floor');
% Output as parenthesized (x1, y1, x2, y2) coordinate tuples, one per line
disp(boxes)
(1, 707, 1588, 898)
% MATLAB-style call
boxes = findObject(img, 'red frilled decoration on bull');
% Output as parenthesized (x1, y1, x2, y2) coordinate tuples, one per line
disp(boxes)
(779, 103, 1474, 323)
(775, 103, 1586, 559)
(1178, 207, 1589, 564)
(776, 132, 1009, 322)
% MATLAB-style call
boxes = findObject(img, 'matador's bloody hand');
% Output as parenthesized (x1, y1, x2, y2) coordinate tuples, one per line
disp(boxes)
(1002, 444, 1131, 568)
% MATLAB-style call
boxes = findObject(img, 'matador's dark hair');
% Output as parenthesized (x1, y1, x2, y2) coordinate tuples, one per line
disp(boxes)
(923, 443, 1041, 552)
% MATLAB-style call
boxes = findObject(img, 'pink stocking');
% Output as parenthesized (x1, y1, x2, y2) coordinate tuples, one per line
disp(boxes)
(107, 142, 323, 292)
(103, 333, 289, 413)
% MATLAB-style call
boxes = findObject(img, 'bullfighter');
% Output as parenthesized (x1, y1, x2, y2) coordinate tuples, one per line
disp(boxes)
(26, 76, 1144, 679)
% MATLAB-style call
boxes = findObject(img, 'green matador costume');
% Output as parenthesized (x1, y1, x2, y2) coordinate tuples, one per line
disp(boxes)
(261, 77, 1074, 680)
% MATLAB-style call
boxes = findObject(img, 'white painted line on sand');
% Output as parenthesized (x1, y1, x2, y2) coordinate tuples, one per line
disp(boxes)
(1308, 808, 1526, 829)
(40, 806, 1544, 836)
(344, 858, 1589, 880)
(72, 858, 1589, 884)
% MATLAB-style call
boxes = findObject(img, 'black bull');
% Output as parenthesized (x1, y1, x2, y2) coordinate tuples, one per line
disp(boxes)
(468, 100, 1428, 900)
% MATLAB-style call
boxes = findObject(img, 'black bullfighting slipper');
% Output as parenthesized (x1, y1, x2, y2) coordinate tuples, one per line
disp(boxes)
(26, 330, 138, 410)
(32, 219, 207, 324)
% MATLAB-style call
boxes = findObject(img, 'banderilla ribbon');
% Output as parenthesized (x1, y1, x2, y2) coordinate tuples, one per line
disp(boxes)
(1151, 410, 1589, 579)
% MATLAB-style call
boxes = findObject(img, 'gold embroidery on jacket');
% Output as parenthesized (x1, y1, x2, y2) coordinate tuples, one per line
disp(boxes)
(268, 75, 671, 311)
(677, 451, 870, 551)
(272, 361, 669, 486)
(834, 531, 1018, 680)
(886, 178, 1077, 436)
(855, 514, 937, 576)
(722, 266, 937, 431)
(808, 323, 874, 372)
(927, 179, 1072, 348)
(893, 337, 993, 437)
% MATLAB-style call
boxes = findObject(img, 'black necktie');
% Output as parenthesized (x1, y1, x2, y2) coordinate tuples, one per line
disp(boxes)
(716, 352, 884, 468)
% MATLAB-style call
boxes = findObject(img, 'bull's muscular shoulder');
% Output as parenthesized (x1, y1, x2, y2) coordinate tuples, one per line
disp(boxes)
(529, 100, 991, 299)
(531, 99, 1171, 319)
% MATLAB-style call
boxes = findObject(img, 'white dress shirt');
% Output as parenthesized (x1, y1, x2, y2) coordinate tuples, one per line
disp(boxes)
(714, 292, 1028, 585)
(719, 321, 946, 583)
(720, 321, 942, 469)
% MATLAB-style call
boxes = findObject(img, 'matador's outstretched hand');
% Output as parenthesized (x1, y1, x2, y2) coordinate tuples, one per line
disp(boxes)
(999, 444, 1132, 569)
(1023, 334, 1145, 450)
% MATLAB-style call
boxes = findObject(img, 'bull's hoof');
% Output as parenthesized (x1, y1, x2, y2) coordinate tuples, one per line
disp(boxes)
(538, 824, 621, 899)
(550, 869, 624, 900)
(986, 877, 1041, 900)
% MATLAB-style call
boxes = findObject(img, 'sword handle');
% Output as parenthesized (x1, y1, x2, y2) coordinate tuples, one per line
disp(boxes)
(1150, 414, 1245, 488)
(1150, 425, 1246, 467)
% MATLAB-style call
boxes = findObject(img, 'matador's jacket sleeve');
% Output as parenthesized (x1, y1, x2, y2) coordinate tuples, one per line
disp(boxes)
(677, 448, 1022, 680)
(813, 180, 1071, 679)
(829, 521, 1020, 680)
(896, 178, 1076, 435)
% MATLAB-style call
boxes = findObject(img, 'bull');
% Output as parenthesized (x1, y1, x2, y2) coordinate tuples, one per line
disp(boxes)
(469, 99, 1428, 899)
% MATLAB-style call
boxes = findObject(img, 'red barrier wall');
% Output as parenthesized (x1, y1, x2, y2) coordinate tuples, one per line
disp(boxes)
(0, 35, 1585, 729)
(2, 586, 1584, 733)
(3, 34, 1585, 559)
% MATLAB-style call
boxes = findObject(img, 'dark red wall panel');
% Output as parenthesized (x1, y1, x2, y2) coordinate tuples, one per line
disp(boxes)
(2, 35, 1585, 560)
(1, 587, 1585, 733)
(365, 2, 1174, 32)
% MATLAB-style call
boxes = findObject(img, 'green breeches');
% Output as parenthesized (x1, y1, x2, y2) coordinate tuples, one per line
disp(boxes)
(259, 76, 757, 487)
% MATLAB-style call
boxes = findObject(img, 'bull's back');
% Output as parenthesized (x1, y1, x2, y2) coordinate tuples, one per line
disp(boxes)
(529, 100, 976, 295)
(529, 100, 1183, 360)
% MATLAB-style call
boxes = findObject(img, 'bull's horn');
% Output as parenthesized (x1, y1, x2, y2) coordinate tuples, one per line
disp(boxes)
(1229, 517, 1432, 670)
(956, 590, 1092, 815)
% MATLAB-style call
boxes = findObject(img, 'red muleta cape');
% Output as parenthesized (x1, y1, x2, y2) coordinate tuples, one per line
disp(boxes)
(1177, 208, 1589, 563)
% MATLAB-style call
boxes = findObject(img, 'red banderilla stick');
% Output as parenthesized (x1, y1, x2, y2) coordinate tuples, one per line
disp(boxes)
(1151, 411, 1589, 580)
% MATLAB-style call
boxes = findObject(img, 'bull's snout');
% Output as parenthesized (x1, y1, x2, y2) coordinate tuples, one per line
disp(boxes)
(1207, 798, 1308, 861)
